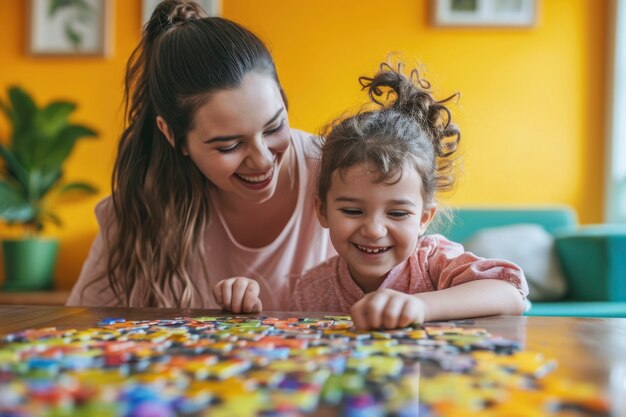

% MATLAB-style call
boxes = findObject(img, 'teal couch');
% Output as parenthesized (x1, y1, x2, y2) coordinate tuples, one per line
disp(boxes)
(432, 206, 626, 318)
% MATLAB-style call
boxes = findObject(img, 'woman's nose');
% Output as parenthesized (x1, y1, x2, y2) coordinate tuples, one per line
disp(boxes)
(361, 218, 386, 240)
(247, 137, 273, 170)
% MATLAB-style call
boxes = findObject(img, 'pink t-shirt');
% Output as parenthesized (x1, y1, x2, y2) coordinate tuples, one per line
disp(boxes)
(67, 129, 336, 309)
(289, 234, 528, 312)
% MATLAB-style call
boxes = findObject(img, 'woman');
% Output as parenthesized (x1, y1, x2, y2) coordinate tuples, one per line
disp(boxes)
(67, 0, 334, 309)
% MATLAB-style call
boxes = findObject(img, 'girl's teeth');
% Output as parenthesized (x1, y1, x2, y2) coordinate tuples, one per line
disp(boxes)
(356, 244, 389, 254)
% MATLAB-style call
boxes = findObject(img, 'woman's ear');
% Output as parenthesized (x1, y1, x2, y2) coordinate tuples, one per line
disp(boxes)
(314, 195, 329, 228)
(156, 116, 175, 148)
(419, 206, 437, 235)
(157, 116, 189, 156)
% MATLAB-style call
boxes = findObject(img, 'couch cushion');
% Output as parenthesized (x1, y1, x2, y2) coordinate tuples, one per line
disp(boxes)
(526, 301, 626, 318)
(555, 225, 626, 301)
(463, 224, 567, 301)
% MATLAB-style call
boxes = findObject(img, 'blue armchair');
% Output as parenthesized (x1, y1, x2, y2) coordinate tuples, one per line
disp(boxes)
(431, 206, 626, 318)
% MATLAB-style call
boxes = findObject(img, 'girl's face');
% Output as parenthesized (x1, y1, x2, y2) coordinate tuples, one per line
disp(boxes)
(316, 162, 435, 292)
(184, 72, 291, 204)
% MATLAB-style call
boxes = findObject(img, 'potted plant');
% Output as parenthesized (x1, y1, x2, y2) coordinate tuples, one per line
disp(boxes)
(0, 86, 98, 291)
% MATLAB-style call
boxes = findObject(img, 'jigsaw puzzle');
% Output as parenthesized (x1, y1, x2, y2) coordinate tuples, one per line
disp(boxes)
(0, 315, 610, 416)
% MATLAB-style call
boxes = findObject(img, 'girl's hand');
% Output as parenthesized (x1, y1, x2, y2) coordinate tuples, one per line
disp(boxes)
(349, 289, 427, 330)
(212, 277, 262, 313)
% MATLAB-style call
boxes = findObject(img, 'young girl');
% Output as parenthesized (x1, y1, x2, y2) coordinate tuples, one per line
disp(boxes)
(66, 0, 335, 309)
(214, 63, 528, 329)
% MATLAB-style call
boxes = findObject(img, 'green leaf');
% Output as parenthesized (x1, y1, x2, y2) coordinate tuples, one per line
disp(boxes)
(10, 129, 38, 170)
(58, 181, 98, 195)
(0, 180, 34, 222)
(36, 101, 76, 137)
(0, 143, 29, 185)
(7, 86, 37, 132)
(49, 0, 77, 16)
(64, 23, 82, 49)
(33, 168, 62, 200)
(38, 124, 98, 171)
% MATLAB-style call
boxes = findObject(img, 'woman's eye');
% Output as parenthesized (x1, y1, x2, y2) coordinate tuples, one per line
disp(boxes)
(263, 121, 284, 136)
(339, 208, 362, 216)
(388, 211, 410, 219)
(217, 142, 242, 153)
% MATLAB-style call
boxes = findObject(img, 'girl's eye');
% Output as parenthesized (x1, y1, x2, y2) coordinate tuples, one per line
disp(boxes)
(217, 142, 242, 153)
(339, 208, 362, 216)
(388, 211, 410, 219)
(263, 120, 284, 136)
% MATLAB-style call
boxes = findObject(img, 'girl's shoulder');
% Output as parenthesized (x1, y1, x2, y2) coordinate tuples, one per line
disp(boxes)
(417, 234, 465, 256)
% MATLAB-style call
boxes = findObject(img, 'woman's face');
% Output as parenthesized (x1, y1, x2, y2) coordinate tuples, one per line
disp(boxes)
(184, 72, 291, 204)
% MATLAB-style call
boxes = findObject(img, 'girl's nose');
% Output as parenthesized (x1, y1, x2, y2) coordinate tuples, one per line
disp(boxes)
(361, 218, 386, 240)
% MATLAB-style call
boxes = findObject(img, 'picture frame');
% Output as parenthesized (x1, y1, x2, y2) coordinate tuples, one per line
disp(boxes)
(432, 0, 537, 27)
(27, 0, 111, 57)
(142, 0, 221, 27)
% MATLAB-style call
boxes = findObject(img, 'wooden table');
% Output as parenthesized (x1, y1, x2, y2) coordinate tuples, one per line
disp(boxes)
(0, 291, 70, 306)
(1, 306, 625, 416)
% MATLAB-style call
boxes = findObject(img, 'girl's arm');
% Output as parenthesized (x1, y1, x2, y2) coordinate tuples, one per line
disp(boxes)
(350, 235, 528, 329)
(349, 279, 524, 330)
(417, 278, 526, 322)
(421, 235, 527, 320)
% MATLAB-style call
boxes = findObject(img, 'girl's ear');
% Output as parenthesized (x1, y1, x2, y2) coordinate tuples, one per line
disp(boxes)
(419, 206, 437, 235)
(314, 194, 329, 228)
(157, 116, 189, 156)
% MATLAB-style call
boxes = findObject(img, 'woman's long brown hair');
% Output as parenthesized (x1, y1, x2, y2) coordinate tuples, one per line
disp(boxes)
(83, 0, 284, 307)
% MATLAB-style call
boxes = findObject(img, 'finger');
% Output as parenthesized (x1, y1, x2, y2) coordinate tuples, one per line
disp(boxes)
(365, 293, 389, 330)
(220, 281, 233, 311)
(212, 282, 224, 305)
(242, 286, 261, 313)
(251, 300, 263, 313)
(230, 279, 250, 313)
(397, 300, 418, 328)
(382, 296, 403, 329)
(350, 299, 368, 330)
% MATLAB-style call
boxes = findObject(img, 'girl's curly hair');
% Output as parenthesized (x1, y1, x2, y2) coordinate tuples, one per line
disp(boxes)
(317, 61, 461, 212)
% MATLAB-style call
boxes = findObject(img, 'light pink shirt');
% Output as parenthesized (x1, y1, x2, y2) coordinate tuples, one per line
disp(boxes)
(67, 129, 336, 309)
(289, 234, 528, 312)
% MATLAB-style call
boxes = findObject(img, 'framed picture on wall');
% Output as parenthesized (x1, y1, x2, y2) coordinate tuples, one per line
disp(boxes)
(27, 0, 112, 56)
(432, 0, 537, 27)
(142, 0, 221, 27)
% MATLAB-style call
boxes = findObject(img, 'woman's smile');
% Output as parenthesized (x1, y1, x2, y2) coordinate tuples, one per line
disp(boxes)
(235, 164, 275, 189)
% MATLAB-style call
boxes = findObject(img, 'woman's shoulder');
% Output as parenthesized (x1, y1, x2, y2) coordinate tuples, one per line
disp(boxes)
(290, 128, 321, 158)
(94, 196, 116, 228)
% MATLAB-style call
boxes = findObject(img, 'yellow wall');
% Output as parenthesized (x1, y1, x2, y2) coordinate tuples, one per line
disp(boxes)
(0, 0, 608, 289)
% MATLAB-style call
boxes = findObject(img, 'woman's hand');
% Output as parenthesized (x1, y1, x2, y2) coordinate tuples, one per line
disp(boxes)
(349, 289, 427, 330)
(213, 277, 262, 313)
